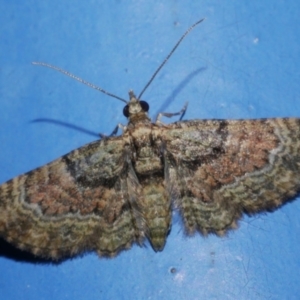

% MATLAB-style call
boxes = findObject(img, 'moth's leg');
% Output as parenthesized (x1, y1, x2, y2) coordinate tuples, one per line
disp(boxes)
(155, 102, 188, 125)
(99, 124, 126, 138)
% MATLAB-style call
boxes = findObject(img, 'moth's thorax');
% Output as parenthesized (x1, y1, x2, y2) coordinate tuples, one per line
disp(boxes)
(128, 111, 151, 126)
(129, 124, 163, 175)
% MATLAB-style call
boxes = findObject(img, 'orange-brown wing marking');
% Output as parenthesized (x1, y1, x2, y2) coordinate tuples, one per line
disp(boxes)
(162, 118, 300, 235)
(0, 137, 145, 259)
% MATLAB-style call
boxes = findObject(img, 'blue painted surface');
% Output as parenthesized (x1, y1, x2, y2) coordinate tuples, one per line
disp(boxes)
(0, 1, 300, 299)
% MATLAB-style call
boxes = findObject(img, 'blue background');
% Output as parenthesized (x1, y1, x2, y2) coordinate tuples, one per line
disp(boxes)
(1, 1, 300, 299)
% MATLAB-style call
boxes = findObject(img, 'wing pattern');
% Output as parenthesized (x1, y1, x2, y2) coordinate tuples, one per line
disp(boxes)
(0, 137, 146, 258)
(1, 113, 300, 259)
(163, 118, 300, 235)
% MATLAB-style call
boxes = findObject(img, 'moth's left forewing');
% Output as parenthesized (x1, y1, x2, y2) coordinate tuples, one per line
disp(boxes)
(0, 137, 145, 259)
(161, 118, 300, 235)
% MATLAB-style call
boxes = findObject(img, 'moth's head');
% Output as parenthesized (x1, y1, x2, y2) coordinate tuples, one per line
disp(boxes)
(123, 90, 150, 123)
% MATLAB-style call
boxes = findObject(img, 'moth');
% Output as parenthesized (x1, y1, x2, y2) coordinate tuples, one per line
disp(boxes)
(1, 19, 300, 259)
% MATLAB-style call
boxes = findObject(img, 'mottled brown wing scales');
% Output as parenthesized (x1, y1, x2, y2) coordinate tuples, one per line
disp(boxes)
(0, 138, 144, 259)
(233, 119, 300, 213)
(1, 115, 300, 259)
(165, 161, 241, 235)
(162, 118, 300, 235)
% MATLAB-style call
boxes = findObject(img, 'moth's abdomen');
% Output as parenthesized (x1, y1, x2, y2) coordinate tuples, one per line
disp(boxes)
(138, 175, 171, 251)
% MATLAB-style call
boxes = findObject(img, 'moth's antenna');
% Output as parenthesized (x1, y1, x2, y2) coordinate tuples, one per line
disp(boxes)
(32, 62, 128, 103)
(138, 18, 205, 100)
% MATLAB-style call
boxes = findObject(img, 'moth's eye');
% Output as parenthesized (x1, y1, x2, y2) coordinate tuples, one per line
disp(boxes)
(123, 105, 129, 117)
(140, 101, 149, 112)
